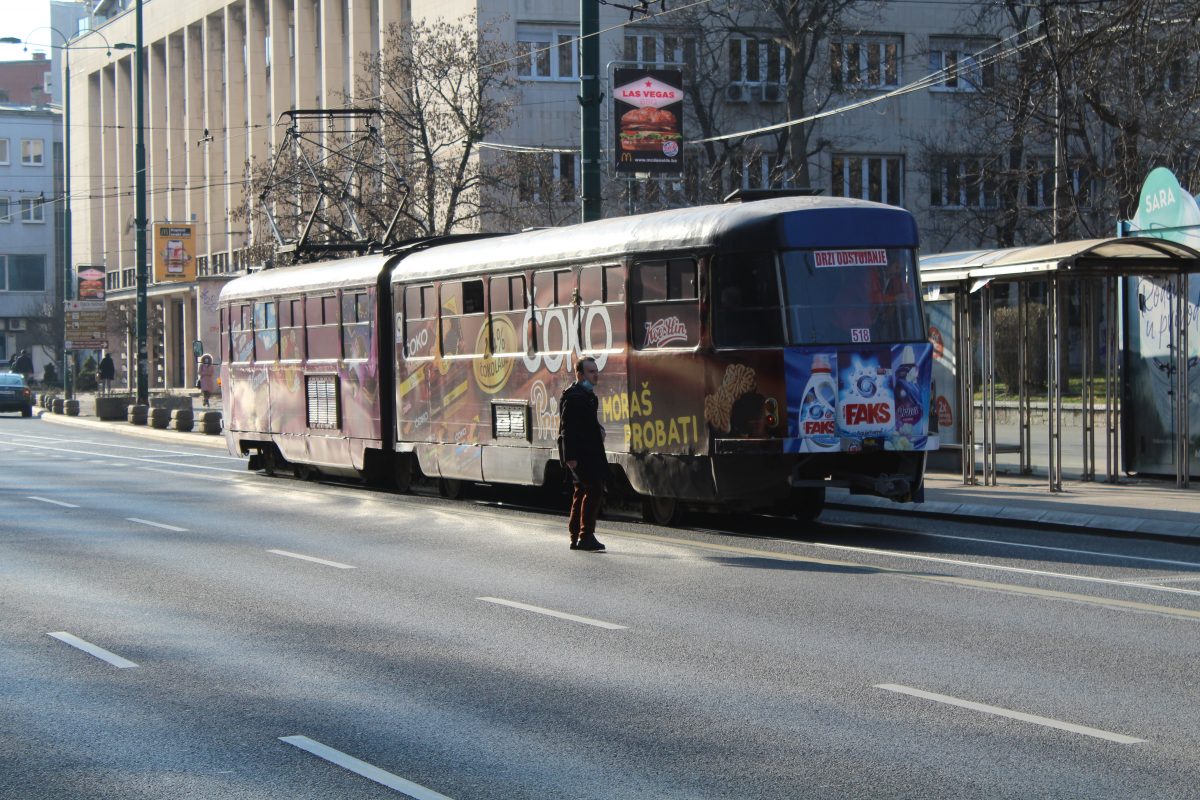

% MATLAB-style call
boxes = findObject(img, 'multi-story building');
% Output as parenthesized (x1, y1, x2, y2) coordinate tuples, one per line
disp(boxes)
(67, 0, 1127, 390)
(0, 63, 61, 369)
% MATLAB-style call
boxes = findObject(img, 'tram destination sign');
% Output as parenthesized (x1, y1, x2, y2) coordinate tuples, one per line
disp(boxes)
(64, 300, 108, 350)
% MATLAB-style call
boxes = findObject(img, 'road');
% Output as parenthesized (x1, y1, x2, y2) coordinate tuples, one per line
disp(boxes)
(3, 414, 1200, 799)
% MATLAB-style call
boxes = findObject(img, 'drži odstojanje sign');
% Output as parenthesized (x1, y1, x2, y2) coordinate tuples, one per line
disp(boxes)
(153, 223, 196, 283)
(613, 68, 683, 175)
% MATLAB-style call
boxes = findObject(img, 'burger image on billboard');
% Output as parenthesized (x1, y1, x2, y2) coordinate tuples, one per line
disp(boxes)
(620, 106, 680, 152)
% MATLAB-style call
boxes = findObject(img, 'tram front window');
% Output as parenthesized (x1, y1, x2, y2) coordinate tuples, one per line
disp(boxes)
(780, 248, 923, 345)
(712, 252, 785, 347)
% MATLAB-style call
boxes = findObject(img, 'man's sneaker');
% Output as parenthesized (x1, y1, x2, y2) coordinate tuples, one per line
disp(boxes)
(576, 537, 605, 552)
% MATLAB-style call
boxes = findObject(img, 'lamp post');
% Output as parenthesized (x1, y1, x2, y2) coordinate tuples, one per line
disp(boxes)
(134, 0, 148, 406)
(1, 30, 132, 399)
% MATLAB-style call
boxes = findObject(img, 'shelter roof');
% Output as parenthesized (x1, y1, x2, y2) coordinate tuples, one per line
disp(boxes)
(919, 237, 1200, 286)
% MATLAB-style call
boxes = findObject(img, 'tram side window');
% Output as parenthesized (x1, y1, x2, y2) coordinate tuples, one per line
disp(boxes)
(532, 268, 573, 353)
(441, 279, 485, 357)
(341, 291, 372, 361)
(489, 274, 527, 356)
(306, 295, 340, 359)
(632, 258, 699, 350)
(220, 307, 230, 362)
(232, 304, 254, 362)
(254, 301, 279, 361)
(279, 298, 303, 360)
(712, 253, 785, 347)
(579, 264, 626, 352)
(403, 284, 436, 359)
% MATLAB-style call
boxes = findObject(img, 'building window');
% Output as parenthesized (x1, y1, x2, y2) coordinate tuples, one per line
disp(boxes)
(830, 36, 901, 90)
(930, 156, 999, 208)
(516, 25, 578, 80)
(0, 197, 9, 223)
(1025, 157, 1093, 209)
(518, 152, 580, 203)
(20, 198, 44, 223)
(729, 37, 787, 84)
(832, 154, 903, 206)
(0, 139, 8, 165)
(3, 254, 46, 291)
(929, 38, 994, 92)
(624, 31, 695, 69)
(731, 154, 792, 191)
(20, 139, 44, 166)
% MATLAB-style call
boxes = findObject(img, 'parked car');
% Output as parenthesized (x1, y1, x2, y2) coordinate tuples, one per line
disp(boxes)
(0, 373, 34, 417)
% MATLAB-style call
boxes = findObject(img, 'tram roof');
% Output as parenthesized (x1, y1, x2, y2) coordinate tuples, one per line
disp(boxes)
(390, 196, 918, 283)
(919, 236, 1200, 286)
(220, 251, 393, 302)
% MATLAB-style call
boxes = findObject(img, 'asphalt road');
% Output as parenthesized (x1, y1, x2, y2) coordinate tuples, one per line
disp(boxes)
(3, 413, 1200, 799)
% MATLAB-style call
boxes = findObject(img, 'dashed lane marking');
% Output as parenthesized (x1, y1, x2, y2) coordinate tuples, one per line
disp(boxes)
(478, 596, 627, 629)
(268, 549, 356, 569)
(126, 517, 188, 532)
(47, 632, 138, 669)
(280, 735, 454, 799)
(27, 496, 79, 508)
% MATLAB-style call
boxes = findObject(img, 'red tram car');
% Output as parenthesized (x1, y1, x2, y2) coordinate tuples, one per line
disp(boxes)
(219, 195, 937, 523)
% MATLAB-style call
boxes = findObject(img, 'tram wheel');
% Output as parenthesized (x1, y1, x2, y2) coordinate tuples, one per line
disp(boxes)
(293, 464, 316, 481)
(641, 496, 680, 527)
(791, 487, 826, 523)
(394, 456, 414, 494)
(261, 446, 280, 477)
(439, 478, 464, 500)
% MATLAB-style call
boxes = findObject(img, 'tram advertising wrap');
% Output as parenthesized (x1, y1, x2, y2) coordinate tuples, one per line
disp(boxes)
(785, 344, 936, 453)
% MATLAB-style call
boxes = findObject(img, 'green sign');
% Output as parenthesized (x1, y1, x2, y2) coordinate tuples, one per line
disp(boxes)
(1132, 167, 1200, 244)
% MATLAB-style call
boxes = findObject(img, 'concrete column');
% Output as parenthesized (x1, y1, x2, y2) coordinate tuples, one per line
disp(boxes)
(185, 24, 205, 255)
(269, 0, 292, 149)
(166, 33, 187, 224)
(87, 72, 104, 270)
(347, 0, 374, 102)
(205, 13, 229, 263)
(112, 59, 133, 276)
(379, 0, 407, 38)
(148, 40, 169, 227)
(225, 4, 249, 259)
(320, 0, 345, 109)
(246, 0, 272, 165)
(294, 0, 318, 108)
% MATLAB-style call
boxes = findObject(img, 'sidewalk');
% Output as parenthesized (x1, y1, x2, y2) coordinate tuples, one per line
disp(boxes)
(36, 393, 1200, 541)
(38, 391, 228, 450)
(829, 472, 1200, 540)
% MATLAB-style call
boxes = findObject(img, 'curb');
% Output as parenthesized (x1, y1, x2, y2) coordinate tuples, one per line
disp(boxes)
(37, 409, 230, 451)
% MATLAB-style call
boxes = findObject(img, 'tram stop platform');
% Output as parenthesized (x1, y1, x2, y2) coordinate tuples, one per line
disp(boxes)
(35, 391, 1200, 544)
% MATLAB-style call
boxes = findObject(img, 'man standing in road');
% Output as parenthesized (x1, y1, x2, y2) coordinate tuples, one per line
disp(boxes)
(559, 356, 608, 551)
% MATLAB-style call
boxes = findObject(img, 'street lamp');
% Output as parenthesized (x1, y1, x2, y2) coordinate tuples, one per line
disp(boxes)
(0, 30, 133, 400)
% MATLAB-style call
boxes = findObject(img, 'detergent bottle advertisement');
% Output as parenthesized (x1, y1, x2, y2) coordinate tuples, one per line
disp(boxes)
(784, 345, 935, 452)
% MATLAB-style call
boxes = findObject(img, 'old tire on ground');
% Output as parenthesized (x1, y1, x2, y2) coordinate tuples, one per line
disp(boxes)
(641, 495, 680, 527)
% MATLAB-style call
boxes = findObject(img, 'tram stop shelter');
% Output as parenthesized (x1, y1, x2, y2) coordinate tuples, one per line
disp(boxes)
(918, 237, 1200, 492)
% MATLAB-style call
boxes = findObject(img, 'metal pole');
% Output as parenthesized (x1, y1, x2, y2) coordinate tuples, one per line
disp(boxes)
(1018, 282, 1030, 474)
(134, 0, 148, 405)
(62, 38, 72, 400)
(1081, 280, 1095, 481)
(580, 0, 601, 222)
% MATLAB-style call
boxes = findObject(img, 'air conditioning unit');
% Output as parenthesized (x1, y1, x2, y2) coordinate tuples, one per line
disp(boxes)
(761, 83, 784, 103)
(724, 83, 748, 103)
(7, 319, 26, 331)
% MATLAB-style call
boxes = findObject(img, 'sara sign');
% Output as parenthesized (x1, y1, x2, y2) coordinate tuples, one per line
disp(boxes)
(613, 68, 683, 175)
(154, 223, 196, 283)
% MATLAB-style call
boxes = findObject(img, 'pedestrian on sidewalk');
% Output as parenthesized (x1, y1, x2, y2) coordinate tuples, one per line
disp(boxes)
(98, 353, 115, 396)
(12, 349, 33, 383)
(558, 356, 608, 552)
(197, 353, 217, 407)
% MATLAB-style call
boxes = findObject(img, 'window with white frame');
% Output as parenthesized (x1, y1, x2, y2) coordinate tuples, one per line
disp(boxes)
(0, 197, 9, 223)
(20, 139, 44, 166)
(731, 153, 792, 191)
(516, 25, 578, 80)
(928, 37, 994, 92)
(20, 198, 45, 223)
(728, 37, 787, 84)
(518, 152, 580, 203)
(929, 156, 999, 208)
(624, 31, 696, 69)
(830, 36, 901, 90)
(1025, 157, 1093, 209)
(831, 154, 903, 206)
(0, 139, 8, 165)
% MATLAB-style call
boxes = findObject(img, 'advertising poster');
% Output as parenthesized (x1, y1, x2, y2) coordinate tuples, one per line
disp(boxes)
(154, 223, 196, 283)
(613, 67, 683, 175)
(76, 265, 105, 301)
(784, 344, 936, 453)
(925, 299, 959, 445)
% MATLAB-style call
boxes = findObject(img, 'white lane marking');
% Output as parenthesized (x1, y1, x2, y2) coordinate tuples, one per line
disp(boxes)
(3, 440, 243, 473)
(27, 496, 80, 508)
(127, 517, 188, 532)
(796, 539, 1200, 598)
(9, 432, 240, 461)
(280, 735, 454, 799)
(47, 632, 139, 669)
(889, 529, 1200, 571)
(1126, 573, 1200, 585)
(268, 549, 356, 569)
(876, 684, 1145, 744)
(138, 466, 237, 482)
(478, 596, 627, 630)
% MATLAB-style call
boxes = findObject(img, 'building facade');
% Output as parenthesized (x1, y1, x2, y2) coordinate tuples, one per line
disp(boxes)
(68, 0, 1070, 390)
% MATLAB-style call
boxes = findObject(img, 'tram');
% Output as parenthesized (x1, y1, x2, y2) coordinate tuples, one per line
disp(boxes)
(218, 194, 937, 523)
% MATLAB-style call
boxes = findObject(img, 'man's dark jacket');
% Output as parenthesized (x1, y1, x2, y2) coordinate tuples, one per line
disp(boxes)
(559, 382, 609, 483)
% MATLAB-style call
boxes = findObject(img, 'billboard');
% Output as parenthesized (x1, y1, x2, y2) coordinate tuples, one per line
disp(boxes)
(76, 265, 105, 301)
(613, 67, 683, 175)
(64, 300, 108, 350)
(154, 223, 196, 282)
